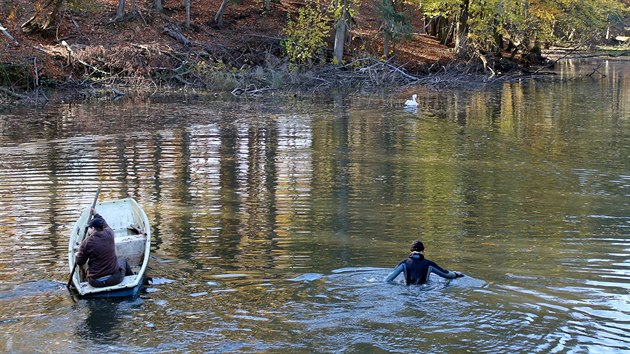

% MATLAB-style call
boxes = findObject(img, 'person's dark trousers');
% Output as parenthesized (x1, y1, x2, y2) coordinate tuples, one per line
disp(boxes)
(88, 258, 134, 287)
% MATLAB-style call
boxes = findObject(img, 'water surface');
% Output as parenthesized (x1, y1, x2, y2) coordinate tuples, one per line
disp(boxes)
(1, 59, 629, 353)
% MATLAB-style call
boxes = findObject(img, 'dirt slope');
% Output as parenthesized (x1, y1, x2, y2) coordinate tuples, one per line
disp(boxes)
(1, 0, 453, 87)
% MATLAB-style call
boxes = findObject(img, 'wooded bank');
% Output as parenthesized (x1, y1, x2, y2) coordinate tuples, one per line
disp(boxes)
(1, 0, 628, 105)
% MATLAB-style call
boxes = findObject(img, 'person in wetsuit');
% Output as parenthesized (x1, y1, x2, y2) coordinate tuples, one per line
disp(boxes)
(75, 209, 133, 287)
(385, 240, 463, 285)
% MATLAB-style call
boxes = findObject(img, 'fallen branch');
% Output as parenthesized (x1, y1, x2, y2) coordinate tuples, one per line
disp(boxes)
(0, 86, 28, 100)
(61, 40, 109, 75)
(382, 62, 420, 82)
(352, 57, 420, 85)
(231, 84, 273, 96)
(163, 26, 191, 47)
(244, 33, 284, 41)
(34, 57, 39, 87)
(534, 44, 583, 74)
(586, 62, 606, 78)
(136, 8, 148, 27)
(0, 22, 19, 45)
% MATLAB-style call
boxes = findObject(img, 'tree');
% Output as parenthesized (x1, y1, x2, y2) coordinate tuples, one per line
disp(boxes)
(453, 0, 469, 56)
(551, 0, 628, 44)
(116, 0, 125, 20)
(421, 0, 629, 61)
(377, 0, 412, 58)
(21, 0, 64, 34)
(214, 0, 229, 26)
(115, 0, 138, 21)
(422, 0, 473, 50)
(332, 0, 354, 63)
(185, 0, 191, 28)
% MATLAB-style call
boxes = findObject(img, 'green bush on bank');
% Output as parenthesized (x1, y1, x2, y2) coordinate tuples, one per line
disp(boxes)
(281, 4, 331, 65)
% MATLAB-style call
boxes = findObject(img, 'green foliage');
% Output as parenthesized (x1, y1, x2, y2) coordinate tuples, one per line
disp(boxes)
(377, 0, 413, 45)
(421, 0, 459, 18)
(331, 0, 358, 20)
(281, 4, 331, 65)
(421, 0, 629, 55)
(552, 0, 629, 42)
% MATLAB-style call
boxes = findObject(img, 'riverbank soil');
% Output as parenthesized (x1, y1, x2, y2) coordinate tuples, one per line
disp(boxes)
(1, 0, 627, 104)
(1, 0, 455, 97)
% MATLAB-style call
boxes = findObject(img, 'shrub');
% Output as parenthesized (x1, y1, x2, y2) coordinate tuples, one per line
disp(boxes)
(281, 4, 331, 65)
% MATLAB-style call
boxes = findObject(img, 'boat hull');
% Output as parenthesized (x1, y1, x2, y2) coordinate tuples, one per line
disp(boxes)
(78, 277, 145, 298)
(68, 198, 151, 298)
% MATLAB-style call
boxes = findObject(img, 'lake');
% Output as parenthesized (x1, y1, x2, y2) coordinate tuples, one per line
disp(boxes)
(0, 58, 629, 353)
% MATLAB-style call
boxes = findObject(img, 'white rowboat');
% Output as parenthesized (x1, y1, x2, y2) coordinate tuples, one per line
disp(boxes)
(68, 198, 151, 298)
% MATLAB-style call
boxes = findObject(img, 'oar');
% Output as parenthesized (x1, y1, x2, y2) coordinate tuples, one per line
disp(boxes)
(67, 187, 101, 290)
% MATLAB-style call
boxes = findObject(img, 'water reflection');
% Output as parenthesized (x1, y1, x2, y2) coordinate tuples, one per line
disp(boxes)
(0, 60, 629, 352)
(77, 299, 124, 343)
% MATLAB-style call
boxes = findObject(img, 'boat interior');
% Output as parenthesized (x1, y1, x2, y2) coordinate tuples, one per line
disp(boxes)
(77, 224, 147, 286)
(114, 225, 147, 272)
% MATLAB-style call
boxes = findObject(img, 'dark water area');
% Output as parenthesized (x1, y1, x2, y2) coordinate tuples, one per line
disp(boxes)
(0, 59, 629, 352)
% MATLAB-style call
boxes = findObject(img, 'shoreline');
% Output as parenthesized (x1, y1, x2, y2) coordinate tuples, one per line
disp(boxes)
(2, 50, 628, 107)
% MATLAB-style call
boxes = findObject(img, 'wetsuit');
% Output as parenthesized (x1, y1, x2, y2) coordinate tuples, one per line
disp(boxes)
(385, 251, 458, 285)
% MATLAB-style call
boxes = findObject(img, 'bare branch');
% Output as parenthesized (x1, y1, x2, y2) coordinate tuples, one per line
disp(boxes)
(0, 22, 19, 45)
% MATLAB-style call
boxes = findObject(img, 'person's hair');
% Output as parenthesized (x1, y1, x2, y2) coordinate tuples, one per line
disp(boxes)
(89, 218, 105, 231)
(410, 240, 424, 252)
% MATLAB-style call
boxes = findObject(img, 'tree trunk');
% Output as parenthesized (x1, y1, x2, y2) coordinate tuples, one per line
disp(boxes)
(214, 0, 229, 26)
(454, 0, 469, 56)
(434, 16, 450, 44)
(21, 0, 64, 34)
(154, 0, 162, 11)
(333, 0, 350, 63)
(263, 0, 271, 12)
(333, 16, 347, 63)
(185, 0, 191, 28)
(383, 31, 390, 58)
(116, 0, 125, 20)
(334, 20, 346, 63)
(425, 16, 436, 36)
(493, 27, 504, 57)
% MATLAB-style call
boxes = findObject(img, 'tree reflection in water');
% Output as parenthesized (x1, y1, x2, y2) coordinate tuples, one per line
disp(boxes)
(77, 298, 142, 343)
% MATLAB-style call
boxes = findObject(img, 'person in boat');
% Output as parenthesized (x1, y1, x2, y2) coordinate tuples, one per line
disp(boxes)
(385, 240, 464, 285)
(75, 209, 133, 287)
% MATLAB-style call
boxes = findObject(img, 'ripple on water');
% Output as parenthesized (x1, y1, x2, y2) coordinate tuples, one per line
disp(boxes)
(1, 70, 630, 352)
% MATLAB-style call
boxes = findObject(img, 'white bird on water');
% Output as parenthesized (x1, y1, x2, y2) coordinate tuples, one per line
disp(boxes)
(404, 94, 418, 107)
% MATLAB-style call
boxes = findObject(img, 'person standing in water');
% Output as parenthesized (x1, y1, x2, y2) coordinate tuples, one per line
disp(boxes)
(385, 240, 464, 285)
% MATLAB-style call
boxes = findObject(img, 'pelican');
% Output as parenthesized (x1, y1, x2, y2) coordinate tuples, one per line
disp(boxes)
(404, 94, 418, 106)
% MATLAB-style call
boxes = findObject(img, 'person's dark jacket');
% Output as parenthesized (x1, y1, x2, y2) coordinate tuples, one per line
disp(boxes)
(76, 214, 119, 280)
